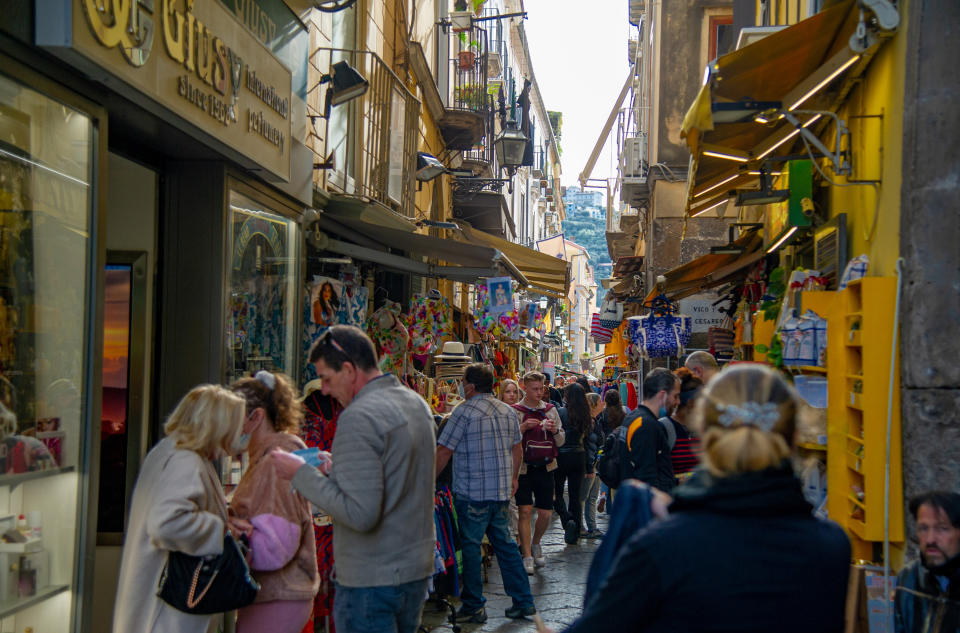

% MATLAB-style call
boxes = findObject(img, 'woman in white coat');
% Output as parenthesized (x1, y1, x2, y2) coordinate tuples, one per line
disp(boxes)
(112, 384, 249, 633)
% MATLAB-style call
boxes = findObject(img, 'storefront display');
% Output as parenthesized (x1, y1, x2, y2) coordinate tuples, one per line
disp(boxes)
(0, 71, 95, 630)
(226, 190, 299, 383)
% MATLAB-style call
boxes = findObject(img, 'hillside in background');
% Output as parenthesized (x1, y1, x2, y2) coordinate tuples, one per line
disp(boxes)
(562, 187, 610, 304)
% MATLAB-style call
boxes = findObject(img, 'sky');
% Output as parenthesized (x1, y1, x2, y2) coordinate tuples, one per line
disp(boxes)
(522, 0, 630, 189)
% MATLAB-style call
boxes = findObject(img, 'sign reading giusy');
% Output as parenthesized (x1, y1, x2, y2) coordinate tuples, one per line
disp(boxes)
(69, 0, 292, 179)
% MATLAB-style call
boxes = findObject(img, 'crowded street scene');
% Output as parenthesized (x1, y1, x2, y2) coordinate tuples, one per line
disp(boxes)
(0, 0, 957, 631)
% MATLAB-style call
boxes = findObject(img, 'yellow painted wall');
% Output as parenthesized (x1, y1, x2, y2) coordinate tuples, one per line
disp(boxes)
(826, 11, 908, 277)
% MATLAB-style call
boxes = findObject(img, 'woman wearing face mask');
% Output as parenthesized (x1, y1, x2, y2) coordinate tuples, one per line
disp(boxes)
(112, 385, 248, 633)
(229, 371, 320, 633)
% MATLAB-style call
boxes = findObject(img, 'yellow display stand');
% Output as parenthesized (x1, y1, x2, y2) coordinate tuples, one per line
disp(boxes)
(823, 277, 903, 562)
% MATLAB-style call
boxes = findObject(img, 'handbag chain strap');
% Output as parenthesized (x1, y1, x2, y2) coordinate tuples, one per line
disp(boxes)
(186, 560, 221, 609)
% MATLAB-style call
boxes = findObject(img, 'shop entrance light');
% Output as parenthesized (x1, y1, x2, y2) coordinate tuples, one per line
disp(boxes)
(416, 152, 446, 182)
(710, 223, 763, 255)
(711, 98, 782, 124)
(765, 226, 799, 254)
(735, 168, 789, 207)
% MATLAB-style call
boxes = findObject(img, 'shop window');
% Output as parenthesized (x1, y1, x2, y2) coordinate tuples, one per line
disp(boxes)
(0, 70, 94, 626)
(225, 190, 299, 384)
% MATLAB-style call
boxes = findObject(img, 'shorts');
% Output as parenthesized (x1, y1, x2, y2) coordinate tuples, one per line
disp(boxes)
(515, 464, 555, 510)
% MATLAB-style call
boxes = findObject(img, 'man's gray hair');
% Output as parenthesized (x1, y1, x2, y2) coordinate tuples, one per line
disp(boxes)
(685, 351, 719, 371)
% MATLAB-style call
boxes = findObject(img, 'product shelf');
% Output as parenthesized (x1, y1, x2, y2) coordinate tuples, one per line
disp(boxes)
(795, 365, 827, 374)
(826, 277, 904, 554)
(0, 466, 76, 490)
(798, 442, 827, 452)
(0, 583, 69, 619)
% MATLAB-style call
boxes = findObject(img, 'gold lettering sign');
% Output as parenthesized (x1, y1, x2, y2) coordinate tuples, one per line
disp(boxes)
(73, 0, 291, 180)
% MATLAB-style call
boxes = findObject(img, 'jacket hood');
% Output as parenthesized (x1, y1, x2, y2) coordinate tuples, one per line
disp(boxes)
(670, 461, 812, 517)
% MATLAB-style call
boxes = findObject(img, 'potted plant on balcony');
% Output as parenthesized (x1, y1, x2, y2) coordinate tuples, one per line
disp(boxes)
(451, 0, 472, 32)
(457, 33, 480, 70)
(453, 83, 485, 110)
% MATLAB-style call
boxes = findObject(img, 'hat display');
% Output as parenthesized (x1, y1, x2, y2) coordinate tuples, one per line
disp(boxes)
(434, 341, 472, 361)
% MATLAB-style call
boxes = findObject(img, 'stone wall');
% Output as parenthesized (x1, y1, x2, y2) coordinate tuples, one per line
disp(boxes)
(899, 0, 960, 512)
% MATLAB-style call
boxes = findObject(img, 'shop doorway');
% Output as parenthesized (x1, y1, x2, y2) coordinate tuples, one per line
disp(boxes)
(90, 153, 158, 633)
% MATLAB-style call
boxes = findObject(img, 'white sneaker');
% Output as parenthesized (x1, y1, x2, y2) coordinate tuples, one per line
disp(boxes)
(523, 556, 535, 575)
(532, 544, 546, 567)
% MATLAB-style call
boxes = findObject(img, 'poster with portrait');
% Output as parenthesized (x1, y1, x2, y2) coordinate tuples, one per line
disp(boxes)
(311, 276, 343, 326)
(518, 302, 537, 328)
(486, 276, 514, 315)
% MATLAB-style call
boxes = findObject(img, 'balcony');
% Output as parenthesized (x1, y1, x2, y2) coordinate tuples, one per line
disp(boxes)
(460, 106, 498, 177)
(309, 49, 421, 219)
(439, 23, 490, 151)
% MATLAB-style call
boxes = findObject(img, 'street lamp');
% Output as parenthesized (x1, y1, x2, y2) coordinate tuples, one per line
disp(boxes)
(494, 126, 528, 177)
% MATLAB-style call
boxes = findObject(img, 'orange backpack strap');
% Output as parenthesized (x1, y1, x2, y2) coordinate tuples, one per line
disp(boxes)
(626, 416, 644, 451)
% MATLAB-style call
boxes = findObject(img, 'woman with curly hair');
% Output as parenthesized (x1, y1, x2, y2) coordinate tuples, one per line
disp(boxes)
(229, 371, 319, 633)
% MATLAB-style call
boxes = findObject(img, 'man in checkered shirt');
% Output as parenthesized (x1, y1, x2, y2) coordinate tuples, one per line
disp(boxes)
(436, 363, 536, 623)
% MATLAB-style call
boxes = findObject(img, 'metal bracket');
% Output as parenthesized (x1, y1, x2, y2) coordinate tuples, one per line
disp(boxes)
(782, 110, 851, 175)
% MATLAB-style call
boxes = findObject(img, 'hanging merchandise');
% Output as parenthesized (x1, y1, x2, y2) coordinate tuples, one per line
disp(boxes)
(310, 276, 343, 327)
(590, 313, 613, 343)
(782, 310, 828, 367)
(838, 254, 869, 290)
(485, 276, 514, 315)
(636, 295, 690, 359)
(367, 301, 410, 376)
(405, 290, 454, 355)
(472, 283, 520, 339)
(518, 302, 538, 329)
(335, 280, 369, 328)
(708, 313, 736, 361)
(597, 291, 624, 329)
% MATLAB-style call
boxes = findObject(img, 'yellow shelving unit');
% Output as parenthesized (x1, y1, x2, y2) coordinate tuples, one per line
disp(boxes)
(824, 277, 903, 562)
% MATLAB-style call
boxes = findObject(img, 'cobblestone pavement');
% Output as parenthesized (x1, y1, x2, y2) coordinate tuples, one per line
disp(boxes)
(420, 509, 608, 632)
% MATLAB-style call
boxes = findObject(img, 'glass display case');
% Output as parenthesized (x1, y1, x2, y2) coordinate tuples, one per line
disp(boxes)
(0, 71, 96, 629)
(225, 187, 300, 386)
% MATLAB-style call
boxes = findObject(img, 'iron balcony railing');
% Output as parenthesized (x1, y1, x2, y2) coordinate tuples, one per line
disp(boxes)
(309, 48, 420, 217)
(448, 24, 490, 114)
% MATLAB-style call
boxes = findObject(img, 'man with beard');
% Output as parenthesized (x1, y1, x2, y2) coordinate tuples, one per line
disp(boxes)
(895, 491, 960, 633)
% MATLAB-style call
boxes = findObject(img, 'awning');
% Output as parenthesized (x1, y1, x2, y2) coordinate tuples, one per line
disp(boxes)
(643, 231, 764, 302)
(313, 213, 529, 286)
(456, 222, 570, 298)
(680, 0, 893, 216)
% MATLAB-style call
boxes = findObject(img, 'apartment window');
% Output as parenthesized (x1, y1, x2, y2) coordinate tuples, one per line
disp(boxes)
(709, 15, 734, 59)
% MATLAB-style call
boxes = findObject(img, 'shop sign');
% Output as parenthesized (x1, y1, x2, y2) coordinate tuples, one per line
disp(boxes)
(678, 291, 725, 333)
(40, 0, 292, 181)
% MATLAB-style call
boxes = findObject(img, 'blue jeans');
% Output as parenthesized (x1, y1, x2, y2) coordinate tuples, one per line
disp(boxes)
(454, 498, 534, 612)
(333, 578, 429, 633)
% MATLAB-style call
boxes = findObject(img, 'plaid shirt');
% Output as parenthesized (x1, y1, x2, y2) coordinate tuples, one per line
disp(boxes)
(437, 393, 521, 502)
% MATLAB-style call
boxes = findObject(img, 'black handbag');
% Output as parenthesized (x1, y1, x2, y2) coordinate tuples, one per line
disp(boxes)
(157, 532, 260, 614)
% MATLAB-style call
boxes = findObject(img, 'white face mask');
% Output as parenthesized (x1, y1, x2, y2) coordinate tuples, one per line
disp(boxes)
(232, 431, 251, 454)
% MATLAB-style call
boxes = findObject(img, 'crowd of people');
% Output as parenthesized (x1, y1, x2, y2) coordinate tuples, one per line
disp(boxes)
(111, 325, 959, 633)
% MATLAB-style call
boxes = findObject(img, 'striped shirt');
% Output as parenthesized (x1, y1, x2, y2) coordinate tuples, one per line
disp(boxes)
(666, 418, 701, 476)
(438, 394, 521, 502)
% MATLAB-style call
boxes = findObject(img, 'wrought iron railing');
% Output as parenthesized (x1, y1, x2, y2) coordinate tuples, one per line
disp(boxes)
(448, 24, 489, 113)
(309, 48, 421, 217)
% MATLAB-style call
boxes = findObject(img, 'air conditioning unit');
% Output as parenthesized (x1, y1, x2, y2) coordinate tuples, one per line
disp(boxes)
(622, 137, 647, 178)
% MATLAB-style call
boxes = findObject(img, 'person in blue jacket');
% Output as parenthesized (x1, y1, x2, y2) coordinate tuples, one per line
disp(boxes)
(556, 364, 851, 633)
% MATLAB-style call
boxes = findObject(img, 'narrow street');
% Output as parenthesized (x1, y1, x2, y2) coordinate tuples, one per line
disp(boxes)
(422, 512, 606, 632)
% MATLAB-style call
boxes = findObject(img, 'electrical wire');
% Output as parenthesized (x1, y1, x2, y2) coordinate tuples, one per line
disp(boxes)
(884, 256, 905, 629)
(799, 131, 881, 242)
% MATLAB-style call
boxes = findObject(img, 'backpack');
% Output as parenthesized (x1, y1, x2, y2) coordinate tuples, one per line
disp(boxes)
(512, 403, 558, 464)
(659, 417, 677, 451)
(596, 416, 647, 488)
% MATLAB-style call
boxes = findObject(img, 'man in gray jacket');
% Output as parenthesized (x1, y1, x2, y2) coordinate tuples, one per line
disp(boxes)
(272, 325, 436, 633)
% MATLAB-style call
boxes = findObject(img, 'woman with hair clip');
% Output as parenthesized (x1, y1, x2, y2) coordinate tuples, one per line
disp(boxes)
(229, 371, 319, 633)
(555, 364, 851, 633)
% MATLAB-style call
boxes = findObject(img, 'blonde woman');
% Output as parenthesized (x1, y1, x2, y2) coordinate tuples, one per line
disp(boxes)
(113, 385, 247, 633)
(499, 379, 522, 406)
(557, 364, 850, 633)
(229, 371, 319, 633)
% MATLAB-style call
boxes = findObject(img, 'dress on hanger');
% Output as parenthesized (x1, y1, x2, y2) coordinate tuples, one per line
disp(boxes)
(367, 303, 410, 376)
(299, 391, 341, 633)
(405, 293, 453, 355)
